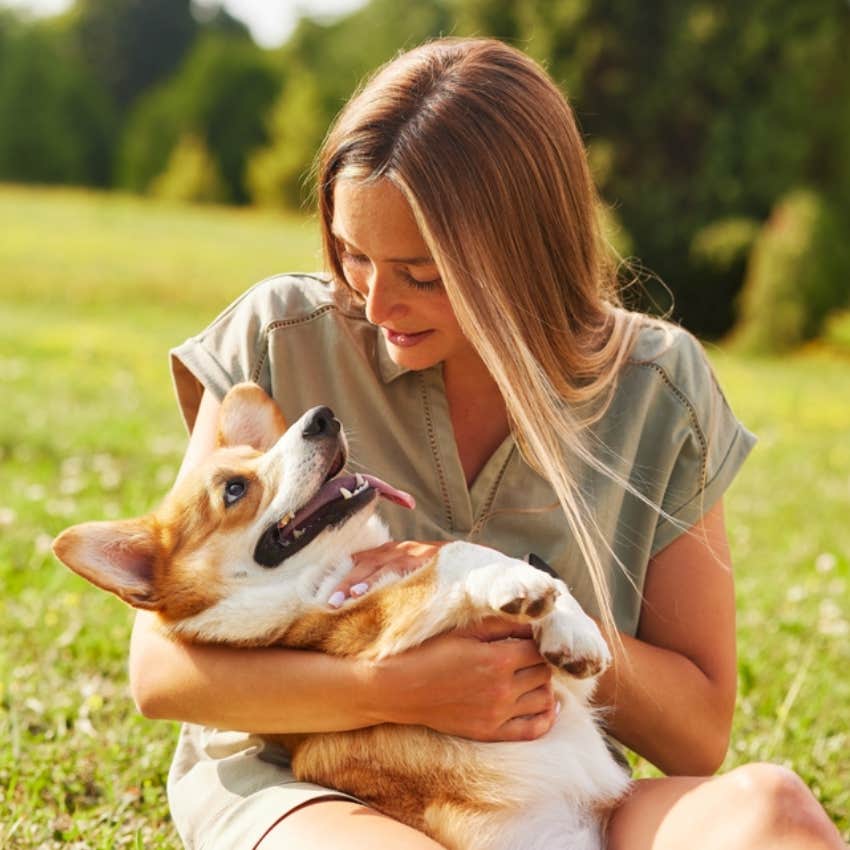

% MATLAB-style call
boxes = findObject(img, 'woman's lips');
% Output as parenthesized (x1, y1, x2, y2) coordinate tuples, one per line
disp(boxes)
(384, 327, 434, 347)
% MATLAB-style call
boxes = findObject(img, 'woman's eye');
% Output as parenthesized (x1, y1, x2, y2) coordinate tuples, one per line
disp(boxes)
(224, 478, 247, 507)
(401, 271, 442, 291)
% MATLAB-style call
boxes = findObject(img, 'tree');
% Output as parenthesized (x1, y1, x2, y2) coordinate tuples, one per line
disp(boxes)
(118, 34, 280, 203)
(67, 0, 200, 111)
(0, 15, 115, 185)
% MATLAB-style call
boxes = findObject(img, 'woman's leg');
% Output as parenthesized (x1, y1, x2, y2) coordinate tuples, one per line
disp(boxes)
(607, 763, 846, 849)
(254, 799, 447, 850)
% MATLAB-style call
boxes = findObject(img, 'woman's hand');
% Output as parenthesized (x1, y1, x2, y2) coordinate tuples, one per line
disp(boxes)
(328, 540, 449, 608)
(369, 616, 558, 742)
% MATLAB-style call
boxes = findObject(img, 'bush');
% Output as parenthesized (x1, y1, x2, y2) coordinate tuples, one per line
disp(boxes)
(731, 189, 850, 353)
(149, 133, 228, 204)
(246, 69, 325, 209)
(117, 33, 280, 203)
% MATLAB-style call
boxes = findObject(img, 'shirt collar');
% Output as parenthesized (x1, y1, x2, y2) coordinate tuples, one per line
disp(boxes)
(375, 326, 412, 383)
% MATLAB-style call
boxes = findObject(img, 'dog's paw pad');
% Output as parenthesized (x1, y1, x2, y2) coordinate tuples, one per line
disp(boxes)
(543, 649, 605, 678)
(496, 586, 556, 620)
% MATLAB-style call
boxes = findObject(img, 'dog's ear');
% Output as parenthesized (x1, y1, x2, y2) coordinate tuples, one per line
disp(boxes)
(217, 382, 287, 452)
(52, 518, 161, 610)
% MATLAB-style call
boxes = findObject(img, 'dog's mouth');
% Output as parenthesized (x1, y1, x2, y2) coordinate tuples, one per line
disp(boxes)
(253, 464, 415, 568)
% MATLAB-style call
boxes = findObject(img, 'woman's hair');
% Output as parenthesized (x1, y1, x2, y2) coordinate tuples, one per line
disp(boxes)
(315, 37, 658, 637)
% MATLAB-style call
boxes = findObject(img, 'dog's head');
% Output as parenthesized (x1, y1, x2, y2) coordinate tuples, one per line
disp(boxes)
(52, 383, 414, 640)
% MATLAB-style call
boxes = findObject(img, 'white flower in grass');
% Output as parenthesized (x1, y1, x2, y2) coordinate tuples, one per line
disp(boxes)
(98, 469, 122, 490)
(60, 476, 85, 496)
(61, 456, 84, 477)
(786, 585, 807, 603)
(25, 483, 46, 501)
(46, 498, 76, 517)
(34, 533, 53, 555)
(818, 599, 849, 637)
(815, 553, 837, 573)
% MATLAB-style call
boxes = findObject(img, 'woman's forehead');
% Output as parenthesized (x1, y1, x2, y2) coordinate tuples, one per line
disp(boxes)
(332, 178, 434, 263)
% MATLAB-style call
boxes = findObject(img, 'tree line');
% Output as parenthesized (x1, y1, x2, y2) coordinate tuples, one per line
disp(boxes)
(1, 0, 848, 346)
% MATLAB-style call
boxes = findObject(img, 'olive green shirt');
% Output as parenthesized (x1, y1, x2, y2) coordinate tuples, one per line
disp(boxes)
(171, 273, 756, 638)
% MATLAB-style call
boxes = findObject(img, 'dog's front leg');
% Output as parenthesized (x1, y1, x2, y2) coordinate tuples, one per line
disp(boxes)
(278, 542, 610, 679)
(365, 542, 612, 679)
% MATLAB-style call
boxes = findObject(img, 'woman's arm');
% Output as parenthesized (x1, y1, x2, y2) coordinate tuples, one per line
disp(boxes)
(592, 499, 738, 776)
(332, 502, 737, 774)
(129, 389, 558, 740)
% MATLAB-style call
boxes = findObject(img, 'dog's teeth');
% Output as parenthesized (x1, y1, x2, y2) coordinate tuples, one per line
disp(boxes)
(278, 512, 294, 528)
(293, 528, 304, 539)
(355, 474, 365, 488)
(340, 487, 353, 500)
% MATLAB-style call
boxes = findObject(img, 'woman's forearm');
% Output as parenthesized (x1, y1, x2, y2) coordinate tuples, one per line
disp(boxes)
(129, 611, 384, 733)
(593, 629, 734, 776)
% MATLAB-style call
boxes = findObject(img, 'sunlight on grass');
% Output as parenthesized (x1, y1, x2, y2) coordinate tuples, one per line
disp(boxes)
(1, 185, 848, 847)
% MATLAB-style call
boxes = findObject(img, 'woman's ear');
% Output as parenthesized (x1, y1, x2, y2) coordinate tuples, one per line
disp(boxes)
(217, 382, 288, 452)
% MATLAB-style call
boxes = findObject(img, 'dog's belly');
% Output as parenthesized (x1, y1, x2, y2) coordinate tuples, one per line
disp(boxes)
(286, 723, 500, 833)
(279, 687, 629, 850)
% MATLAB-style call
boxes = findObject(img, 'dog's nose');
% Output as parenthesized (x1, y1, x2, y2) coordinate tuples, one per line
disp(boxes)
(302, 406, 341, 439)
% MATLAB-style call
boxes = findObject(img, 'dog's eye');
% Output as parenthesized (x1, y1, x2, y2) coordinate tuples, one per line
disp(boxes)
(224, 478, 248, 507)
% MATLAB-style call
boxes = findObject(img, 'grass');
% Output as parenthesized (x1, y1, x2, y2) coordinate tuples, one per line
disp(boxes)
(1, 184, 848, 846)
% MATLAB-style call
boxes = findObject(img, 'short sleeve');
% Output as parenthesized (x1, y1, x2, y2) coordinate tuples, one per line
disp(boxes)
(649, 333, 757, 555)
(168, 274, 335, 433)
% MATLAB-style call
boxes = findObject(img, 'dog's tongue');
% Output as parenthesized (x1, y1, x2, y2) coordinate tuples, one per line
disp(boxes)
(279, 473, 415, 532)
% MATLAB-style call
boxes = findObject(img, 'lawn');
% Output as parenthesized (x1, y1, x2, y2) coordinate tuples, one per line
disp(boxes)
(1, 184, 847, 847)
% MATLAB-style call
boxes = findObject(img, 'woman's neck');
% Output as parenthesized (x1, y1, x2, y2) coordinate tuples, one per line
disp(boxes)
(443, 352, 511, 486)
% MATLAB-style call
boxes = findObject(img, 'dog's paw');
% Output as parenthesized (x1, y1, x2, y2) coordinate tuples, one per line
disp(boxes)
(465, 563, 559, 621)
(537, 595, 612, 679)
(488, 567, 559, 620)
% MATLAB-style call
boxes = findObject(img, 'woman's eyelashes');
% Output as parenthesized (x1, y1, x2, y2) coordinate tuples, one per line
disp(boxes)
(399, 270, 442, 291)
(339, 246, 441, 291)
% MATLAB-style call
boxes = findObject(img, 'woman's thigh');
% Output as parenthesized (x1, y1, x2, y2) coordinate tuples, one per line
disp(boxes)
(255, 799, 446, 850)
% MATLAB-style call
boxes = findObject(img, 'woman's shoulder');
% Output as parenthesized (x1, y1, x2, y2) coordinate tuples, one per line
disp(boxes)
(622, 315, 718, 414)
(208, 272, 364, 330)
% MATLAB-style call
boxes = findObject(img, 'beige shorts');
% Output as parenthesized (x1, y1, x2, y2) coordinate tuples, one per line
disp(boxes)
(167, 724, 360, 850)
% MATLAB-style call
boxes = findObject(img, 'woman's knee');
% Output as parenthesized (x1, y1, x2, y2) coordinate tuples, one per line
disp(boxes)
(722, 763, 841, 846)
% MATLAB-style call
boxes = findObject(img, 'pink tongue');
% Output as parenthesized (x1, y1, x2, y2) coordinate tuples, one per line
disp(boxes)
(362, 474, 416, 509)
(279, 473, 415, 532)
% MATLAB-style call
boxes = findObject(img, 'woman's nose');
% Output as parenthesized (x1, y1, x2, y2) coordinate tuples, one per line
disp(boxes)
(364, 270, 406, 325)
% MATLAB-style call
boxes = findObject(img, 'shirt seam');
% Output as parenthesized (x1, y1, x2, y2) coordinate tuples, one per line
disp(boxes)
(251, 303, 372, 384)
(633, 361, 708, 484)
(419, 372, 455, 532)
(469, 446, 515, 540)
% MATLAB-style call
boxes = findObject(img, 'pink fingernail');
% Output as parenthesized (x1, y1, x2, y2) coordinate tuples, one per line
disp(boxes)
(554, 701, 562, 715)
(328, 591, 346, 609)
(350, 582, 369, 597)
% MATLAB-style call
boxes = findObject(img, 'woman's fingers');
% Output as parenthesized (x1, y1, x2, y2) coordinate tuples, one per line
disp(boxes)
(455, 616, 534, 642)
(512, 661, 553, 692)
(328, 540, 446, 607)
(495, 698, 560, 741)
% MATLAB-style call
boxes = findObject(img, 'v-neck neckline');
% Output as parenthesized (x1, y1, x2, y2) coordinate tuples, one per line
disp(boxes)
(417, 366, 515, 535)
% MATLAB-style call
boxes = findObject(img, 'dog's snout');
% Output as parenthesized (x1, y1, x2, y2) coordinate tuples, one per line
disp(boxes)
(302, 406, 341, 440)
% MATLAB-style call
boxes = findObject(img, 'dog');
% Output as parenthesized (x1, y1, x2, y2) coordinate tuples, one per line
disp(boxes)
(53, 382, 630, 850)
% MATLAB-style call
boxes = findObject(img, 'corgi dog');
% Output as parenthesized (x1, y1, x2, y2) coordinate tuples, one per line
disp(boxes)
(53, 382, 630, 850)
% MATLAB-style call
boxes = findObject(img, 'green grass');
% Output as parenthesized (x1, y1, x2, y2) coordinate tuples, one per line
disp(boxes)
(1, 184, 848, 846)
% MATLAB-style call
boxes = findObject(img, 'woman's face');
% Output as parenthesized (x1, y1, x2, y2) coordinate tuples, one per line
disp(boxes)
(331, 178, 475, 373)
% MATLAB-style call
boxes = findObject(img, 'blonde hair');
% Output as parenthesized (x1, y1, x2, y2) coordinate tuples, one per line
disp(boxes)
(316, 37, 656, 638)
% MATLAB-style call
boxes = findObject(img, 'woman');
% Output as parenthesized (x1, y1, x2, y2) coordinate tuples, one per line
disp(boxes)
(130, 38, 845, 850)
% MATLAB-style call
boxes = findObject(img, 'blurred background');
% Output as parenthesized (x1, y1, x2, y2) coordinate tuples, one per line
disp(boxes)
(1, 0, 850, 343)
(0, 1, 848, 847)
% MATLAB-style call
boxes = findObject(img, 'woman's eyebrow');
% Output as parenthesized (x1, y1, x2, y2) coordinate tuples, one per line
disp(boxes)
(331, 229, 435, 265)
